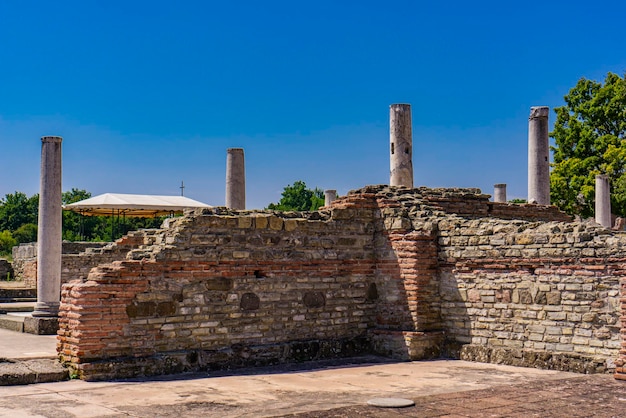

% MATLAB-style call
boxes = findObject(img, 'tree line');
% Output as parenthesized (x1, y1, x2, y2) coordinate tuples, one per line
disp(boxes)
(0, 189, 162, 256)
(0, 181, 325, 257)
(550, 72, 626, 218)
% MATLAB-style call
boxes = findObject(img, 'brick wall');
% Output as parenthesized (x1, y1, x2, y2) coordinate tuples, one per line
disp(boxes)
(57, 186, 626, 381)
(58, 207, 382, 380)
(617, 278, 626, 381)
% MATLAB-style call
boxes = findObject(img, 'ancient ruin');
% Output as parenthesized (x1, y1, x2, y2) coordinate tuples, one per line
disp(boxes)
(527, 106, 550, 204)
(2, 105, 624, 385)
(389, 104, 413, 188)
(324, 189, 337, 207)
(53, 185, 626, 382)
(225, 147, 246, 210)
(596, 174, 612, 228)
(493, 183, 507, 203)
(33, 136, 63, 319)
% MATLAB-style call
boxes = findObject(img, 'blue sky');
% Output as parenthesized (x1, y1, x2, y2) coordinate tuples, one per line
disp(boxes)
(1, 1, 625, 209)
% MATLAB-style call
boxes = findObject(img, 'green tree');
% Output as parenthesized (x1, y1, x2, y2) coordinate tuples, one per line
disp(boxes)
(0, 230, 17, 256)
(12, 223, 37, 244)
(0, 192, 38, 232)
(550, 72, 626, 217)
(267, 181, 325, 211)
(62, 188, 100, 241)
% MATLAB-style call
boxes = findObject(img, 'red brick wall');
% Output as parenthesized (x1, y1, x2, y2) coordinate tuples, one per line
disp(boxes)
(57, 185, 626, 380)
(58, 206, 382, 380)
(616, 277, 626, 380)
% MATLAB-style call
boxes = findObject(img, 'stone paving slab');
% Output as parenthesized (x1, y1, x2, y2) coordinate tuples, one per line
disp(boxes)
(0, 359, 68, 386)
(0, 328, 57, 359)
(1, 359, 622, 417)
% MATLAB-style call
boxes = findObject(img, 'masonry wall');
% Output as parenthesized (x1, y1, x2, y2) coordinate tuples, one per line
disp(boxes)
(438, 219, 626, 372)
(57, 186, 626, 380)
(12, 240, 128, 288)
(58, 206, 381, 380)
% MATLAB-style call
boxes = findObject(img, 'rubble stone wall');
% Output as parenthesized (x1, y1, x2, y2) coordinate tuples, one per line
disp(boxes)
(58, 206, 381, 380)
(12, 241, 125, 288)
(437, 218, 626, 373)
(57, 186, 626, 381)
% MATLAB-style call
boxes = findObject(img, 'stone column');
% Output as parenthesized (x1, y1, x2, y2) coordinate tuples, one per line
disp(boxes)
(595, 174, 611, 228)
(493, 184, 507, 203)
(389, 104, 413, 188)
(528, 106, 550, 204)
(225, 148, 245, 210)
(324, 189, 337, 206)
(33, 136, 63, 318)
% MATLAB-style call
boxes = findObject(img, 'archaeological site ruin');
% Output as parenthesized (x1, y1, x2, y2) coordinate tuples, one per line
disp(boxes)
(5, 105, 626, 382)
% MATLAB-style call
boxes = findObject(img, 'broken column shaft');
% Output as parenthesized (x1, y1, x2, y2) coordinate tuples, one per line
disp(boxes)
(389, 104, 414, 188)
(324, 189, 337, 206)
(33, 136, 63, 317)
(225, 148, 245, 210)
(595, 174, 611, 228)
(493, 184, 507, 203)
(527, 106, 550, 204)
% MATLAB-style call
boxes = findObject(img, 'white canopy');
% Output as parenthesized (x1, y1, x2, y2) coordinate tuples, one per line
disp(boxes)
(63, 193, 212, 217)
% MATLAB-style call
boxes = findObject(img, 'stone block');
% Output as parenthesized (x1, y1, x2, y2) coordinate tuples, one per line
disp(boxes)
(253, 215, 269, 229)
(237, 217, 252, 228)
(23, 316, 59, 335)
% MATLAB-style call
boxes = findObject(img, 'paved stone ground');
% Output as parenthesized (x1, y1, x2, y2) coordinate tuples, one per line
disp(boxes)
(280, 375, 626, 417)
(0, 359, 625, 417)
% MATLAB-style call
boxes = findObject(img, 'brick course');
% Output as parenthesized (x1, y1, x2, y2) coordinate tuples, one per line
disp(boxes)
(57, 186, 626, 381)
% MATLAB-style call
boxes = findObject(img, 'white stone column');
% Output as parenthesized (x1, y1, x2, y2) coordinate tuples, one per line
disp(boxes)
(595, 174, 611, 228)
(493, 184, 507, 203)
(528, 106, 550, 205)
(389, 104, 413, 188)
(225, 148, 245, 210)
(33, 136, 62, 317)
(324, 189, 337, 206)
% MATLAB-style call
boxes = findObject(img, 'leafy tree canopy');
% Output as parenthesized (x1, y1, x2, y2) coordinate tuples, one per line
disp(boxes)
(267, 180, 325, 211)
(0, 192, 38, 232)
(550, 72, 626, 217)
(0, 188, 166, 244)
(0, 230, 17, 256)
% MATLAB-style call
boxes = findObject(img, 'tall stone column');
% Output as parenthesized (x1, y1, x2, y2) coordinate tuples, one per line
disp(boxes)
(493, 183, 507, 203)
(389, 104, 413, 188)
(595, 174, 611, 228)
(324, 189, 337, 206)
(33, 136, 63, 318)
(528, 106, 550, 204)
(225, 148, 245, 210)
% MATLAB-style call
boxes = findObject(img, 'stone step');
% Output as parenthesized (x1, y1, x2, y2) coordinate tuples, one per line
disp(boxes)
(0, 302, 35, 313)
(0, 359, 69, 386)
(0, 314, 25, 333)
(0, 313, 58, 335)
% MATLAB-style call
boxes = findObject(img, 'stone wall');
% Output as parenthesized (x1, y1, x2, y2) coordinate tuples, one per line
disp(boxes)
(357, 187, 624, 374)
(57, 186, 626, 381)
(58, 207, 382, 380)
(12, 241, 121, 288)
(616, 278, 626, 381)
(438, 219, 625, 373)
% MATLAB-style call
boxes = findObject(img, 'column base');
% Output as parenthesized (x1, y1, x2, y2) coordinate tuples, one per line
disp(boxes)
(23, 315, 59, 335)
(32, 301, 60, 318)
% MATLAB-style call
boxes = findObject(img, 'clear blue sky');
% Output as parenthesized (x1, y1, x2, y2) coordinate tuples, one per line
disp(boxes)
(1, 1, 624, 209)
